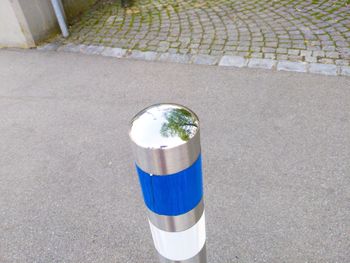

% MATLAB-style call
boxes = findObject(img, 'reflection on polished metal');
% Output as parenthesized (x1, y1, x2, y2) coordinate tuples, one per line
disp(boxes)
(129, 103, 201, 175)
(148, 199, 204, 232)
(129, 103, 207, 263)
(159, 244, 207, 263)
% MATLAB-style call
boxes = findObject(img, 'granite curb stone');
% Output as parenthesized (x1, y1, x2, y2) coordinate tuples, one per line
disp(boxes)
(219, 56, 247, 67)
(38, 43, 349, 77)
(248, 58, 276, 69)
(277, 61, 308, 73)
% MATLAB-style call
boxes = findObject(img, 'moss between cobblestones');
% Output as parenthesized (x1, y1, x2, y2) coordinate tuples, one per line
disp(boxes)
(59, 0, 350, 65)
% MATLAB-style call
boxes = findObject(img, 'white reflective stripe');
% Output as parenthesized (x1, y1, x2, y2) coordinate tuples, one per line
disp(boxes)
(149, 211, 206, 261)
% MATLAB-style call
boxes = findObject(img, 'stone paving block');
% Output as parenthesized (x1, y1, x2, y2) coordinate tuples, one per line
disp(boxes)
(262, 47, 276, 53)
(276, 48, 288, 54)
(57, 43, 83, 52)
(156, 46, 169, 52)
(218, 55, 248, 67)
(288, 49, 300, 56)
(265, 42, 278, 48)
(250, 46, 261, 52)
(159, 41, 170, 48)
(300, 50, 313, 57)
(313, 50, 325, 57)
(37, 42, 60, 51)
(251, 52, 264, 58)
(277, 61, 308, 73)
(264, 53, 276, 60)
(198, 49, 210, 55)
(322, 46, 336, 52)
(237, 46, 250, 51)
(309, 63, 338, 76)
(101, 47, 126, 58)
(335, 41, 348, 47)
(326, 51, 340, 59)
(128, 50, 159, 61)
(277, 54, 289, 60)
(80, 45, 105, 55)
(179, 48, 190, 54)
(248, 58, 276, 69)
(158, 53, 191, 64)
(305, 56, 317, 63)
(210, 50, 224, 56)
(279, 43, 292, 48)
(319, 58, 335, 64)
(192, 54, 219, 65)
(292, 43, 306, 49)
(340, 66, 350, 77)
(288, 55, 303, 62)
(167, 48, 178, 54)
(335, 59, 350, 66)
(170, 42, 181, 48)
(237, 51, 249, 57)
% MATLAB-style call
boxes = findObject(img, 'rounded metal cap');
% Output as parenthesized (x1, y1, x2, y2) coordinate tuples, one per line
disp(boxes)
(129, 103, 201, 175)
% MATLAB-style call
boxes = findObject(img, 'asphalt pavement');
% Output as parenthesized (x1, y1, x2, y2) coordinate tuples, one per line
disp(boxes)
(0, 49, 349, 263)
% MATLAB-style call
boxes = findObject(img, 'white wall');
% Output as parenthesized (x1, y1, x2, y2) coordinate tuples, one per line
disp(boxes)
(0, 0, 98, 48)
(17, 0, 59, 42)
(0, 0, 34, 48)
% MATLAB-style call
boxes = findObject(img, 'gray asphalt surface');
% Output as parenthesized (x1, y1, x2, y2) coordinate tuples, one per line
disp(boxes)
(0, 50, 349, 263)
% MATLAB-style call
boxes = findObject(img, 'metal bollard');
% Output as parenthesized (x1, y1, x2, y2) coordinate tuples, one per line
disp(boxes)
(129, 103, 207, 263)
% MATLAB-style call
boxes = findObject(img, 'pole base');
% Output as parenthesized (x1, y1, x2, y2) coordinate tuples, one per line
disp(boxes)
(158, 243, 207, 263)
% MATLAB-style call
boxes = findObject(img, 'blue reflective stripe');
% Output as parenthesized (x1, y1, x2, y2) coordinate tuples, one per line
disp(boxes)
(136, 155, 203, 216)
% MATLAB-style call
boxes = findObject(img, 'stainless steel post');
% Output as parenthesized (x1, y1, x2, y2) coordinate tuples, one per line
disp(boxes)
(129, 103, 207, 262)
(51, 0, 69, 37)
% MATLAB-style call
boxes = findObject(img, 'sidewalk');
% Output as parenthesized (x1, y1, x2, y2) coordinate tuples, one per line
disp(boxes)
(41, 0, 350, 76)
(61, 0, 350, 64)
(0, 49, 349, 262)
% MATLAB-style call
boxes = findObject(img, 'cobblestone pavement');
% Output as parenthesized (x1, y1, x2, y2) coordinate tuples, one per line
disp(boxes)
(42, 0, 350, 75)
(60, 0, 350, 66)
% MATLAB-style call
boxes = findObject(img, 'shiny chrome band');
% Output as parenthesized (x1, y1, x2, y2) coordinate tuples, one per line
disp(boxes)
(148, 199, 204, 232)
(129, 103, 201, 175)
(158, 243, 207, 263)
(131, 130, 200, 175)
